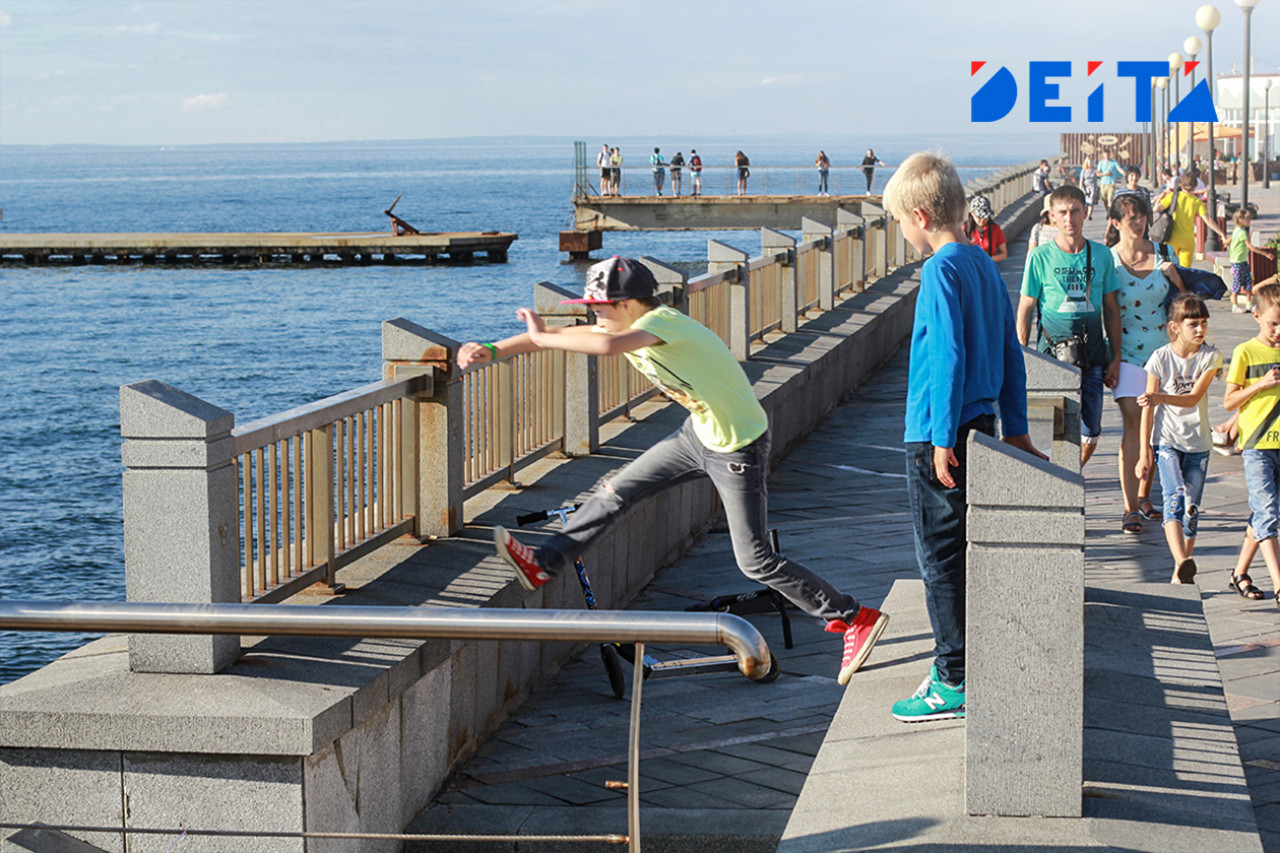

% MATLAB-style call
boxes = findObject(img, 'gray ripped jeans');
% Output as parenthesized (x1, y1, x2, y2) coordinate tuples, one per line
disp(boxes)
(535, 418, 861, 623)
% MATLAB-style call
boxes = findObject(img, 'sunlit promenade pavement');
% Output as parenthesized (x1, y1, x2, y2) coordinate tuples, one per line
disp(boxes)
(410, 181, 1280, 851)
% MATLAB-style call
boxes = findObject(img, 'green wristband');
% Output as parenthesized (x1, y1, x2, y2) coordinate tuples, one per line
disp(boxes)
(481, 342, 498, 359)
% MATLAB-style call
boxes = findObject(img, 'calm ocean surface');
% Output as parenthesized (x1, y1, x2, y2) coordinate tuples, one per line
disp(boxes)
(0, 134, 1053, 682)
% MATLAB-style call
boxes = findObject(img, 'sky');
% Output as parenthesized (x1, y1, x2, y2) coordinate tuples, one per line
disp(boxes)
(0, 0, 1276, 147)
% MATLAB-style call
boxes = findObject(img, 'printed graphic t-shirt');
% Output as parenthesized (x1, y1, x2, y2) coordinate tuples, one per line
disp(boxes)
(1226, 338, 1280, 450)
(1144, 343, 1222, 452)
(1020, 239, 1120, 368)
(626, 305, 768, 452)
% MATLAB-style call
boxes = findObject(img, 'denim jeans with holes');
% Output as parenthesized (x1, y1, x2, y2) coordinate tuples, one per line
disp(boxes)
(905, 414, 996, 687)
(535, 418, 861, 623)
(1155, 446, 1209, 539)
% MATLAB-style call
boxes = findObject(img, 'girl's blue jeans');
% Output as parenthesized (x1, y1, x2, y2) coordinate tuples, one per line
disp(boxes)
(1155, 446, 1209, 539)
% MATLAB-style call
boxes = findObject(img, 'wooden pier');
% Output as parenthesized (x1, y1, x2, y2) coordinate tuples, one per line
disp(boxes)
(0, 230, 517, 266)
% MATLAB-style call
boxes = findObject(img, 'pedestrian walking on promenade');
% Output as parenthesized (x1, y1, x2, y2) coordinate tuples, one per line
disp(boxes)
(609, 147, 623, 196)
(1017, 186, 1122, 468)
(1134, 293, 1221, 584)
(457, 257, 890, 684)
(963, 195, 1007, 262)
(1096, 150, 1124, 211)
(1033, 159, 1054, 195)
(1222, 283, 1280, 608)
(689, 149, 702, 196)
(1106, 192, 1185, 534)
(1153, 172, 1227, 267)
(882, 152, 1043, 722)
(1079, 158, 1099, 219)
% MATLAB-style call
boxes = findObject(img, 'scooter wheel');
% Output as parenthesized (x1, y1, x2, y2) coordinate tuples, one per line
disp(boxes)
(753, 652, 781, 684)
(600, 643, 626, 700)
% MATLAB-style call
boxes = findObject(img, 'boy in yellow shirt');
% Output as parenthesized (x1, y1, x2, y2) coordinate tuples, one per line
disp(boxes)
(457, 257, 889, 682)
(1224, 282, 1280, 607)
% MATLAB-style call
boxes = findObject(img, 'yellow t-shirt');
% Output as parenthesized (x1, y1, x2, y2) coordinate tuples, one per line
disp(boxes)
(625, 305, 768, 452)
(1157, 189, 1206, 249)
(1227, 337, 1280, 450)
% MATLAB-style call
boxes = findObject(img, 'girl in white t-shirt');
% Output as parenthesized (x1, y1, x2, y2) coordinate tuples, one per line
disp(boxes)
(1135, 292, 1223, 584)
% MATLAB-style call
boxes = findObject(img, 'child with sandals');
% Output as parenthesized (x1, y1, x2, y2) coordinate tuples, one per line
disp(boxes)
(1222, 282, 1280, 608)
(456, 257, 890, 684)
(1134, 293, 1221, 584)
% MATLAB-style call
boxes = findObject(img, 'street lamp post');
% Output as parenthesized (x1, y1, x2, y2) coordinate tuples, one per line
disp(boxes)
(1264, 78, 1273, 189)
(1196, 4, 1222, 250)
(1157, 77, 1168, 173)
(1170, 53, 1185, 165)
(1235, 0, 1261, 210)
(1185, 36, 1203, 168)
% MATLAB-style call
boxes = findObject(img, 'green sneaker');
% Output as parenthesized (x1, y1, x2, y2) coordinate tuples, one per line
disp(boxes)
(891, 665, 965, 722)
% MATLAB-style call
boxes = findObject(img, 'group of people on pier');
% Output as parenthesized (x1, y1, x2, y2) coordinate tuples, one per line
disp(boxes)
(595, 143, 887, 198)
(459, 147, 1277, 728)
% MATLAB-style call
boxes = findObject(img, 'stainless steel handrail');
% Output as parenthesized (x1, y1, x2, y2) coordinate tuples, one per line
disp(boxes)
(0, 600, 773, 680)
(0, 601, 773, 851)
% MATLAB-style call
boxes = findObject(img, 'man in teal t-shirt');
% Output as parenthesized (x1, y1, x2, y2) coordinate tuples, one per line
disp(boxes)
(1096, 153, 1124, 211)
(1017, 186, 1121, 466)
(458, 257, 890, 685)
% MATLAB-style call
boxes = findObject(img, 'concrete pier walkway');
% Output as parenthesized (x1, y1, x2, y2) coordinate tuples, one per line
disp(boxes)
(411, 185, 1280, 851)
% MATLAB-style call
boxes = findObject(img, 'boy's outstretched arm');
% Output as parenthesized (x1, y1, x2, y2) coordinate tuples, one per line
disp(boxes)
(514, 308, 660, 356)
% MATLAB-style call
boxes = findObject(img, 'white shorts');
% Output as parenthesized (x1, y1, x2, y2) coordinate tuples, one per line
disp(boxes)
(1111, 361, 1149, 401)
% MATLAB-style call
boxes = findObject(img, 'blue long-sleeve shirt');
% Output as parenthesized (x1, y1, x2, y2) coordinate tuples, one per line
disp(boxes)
(904, 241, 1029, 446)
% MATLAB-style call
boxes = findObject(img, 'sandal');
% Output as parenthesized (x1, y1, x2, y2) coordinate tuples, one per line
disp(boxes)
(1229, 573, 1265, 600)
(1174, 558, 1197, 584)
(1138, 498, 1162, 521)
(1122, 511, 1143, 534)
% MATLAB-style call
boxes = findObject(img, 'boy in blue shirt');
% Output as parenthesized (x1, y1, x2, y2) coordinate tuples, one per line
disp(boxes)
(883, 153, 1044, 721)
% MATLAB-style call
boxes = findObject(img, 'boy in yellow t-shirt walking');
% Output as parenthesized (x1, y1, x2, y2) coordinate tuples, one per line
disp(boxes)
(456, 257, 890, 683)
(1224, 283, 1280, 607)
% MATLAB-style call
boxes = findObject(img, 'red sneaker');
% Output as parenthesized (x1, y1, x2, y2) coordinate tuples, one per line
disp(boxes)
(827, 607, 889, 685)
(494, 525, 550, 590)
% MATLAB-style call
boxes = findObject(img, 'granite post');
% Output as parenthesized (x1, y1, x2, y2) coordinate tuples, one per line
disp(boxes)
(801, 217, 835, 310)
(120, 380, 240, 674)
(965, 430, 1085, 817)
(535, 281, 597, 457)
(834, 209, 866, 292)
(862, 202, 889, 279)
(1022, 346, 1082, 469)
(382, 318, 460, 537)
(761, 228, 798, 333)
(708, 240, 751, 360)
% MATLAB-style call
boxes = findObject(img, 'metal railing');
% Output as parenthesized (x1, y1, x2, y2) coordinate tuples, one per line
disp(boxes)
(0, 599, 772, 853)
(599, 354, 660, 422)
(460, 348, 566, 495)
(745, 254, 784, 343)
(230, 374, 427, 603)
(685, 268, 735, 345)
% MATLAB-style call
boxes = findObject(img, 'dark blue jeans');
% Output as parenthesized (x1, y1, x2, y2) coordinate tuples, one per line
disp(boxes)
(904, 414, 995, 686)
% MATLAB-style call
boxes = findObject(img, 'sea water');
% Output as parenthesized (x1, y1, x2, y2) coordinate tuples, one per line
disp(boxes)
(0, 133, 1054, 682)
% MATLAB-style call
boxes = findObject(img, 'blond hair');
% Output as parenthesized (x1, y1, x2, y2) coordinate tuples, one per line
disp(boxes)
(882, 152, 966, 228)
(1255, 283, 1280, 313)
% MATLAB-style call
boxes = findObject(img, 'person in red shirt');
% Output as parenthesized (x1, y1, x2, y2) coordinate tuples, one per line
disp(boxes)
(963, 195, 1007, 262)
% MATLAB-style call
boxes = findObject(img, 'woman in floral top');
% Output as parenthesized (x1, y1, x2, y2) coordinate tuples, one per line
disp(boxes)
(1106, 193, 1186, 533)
